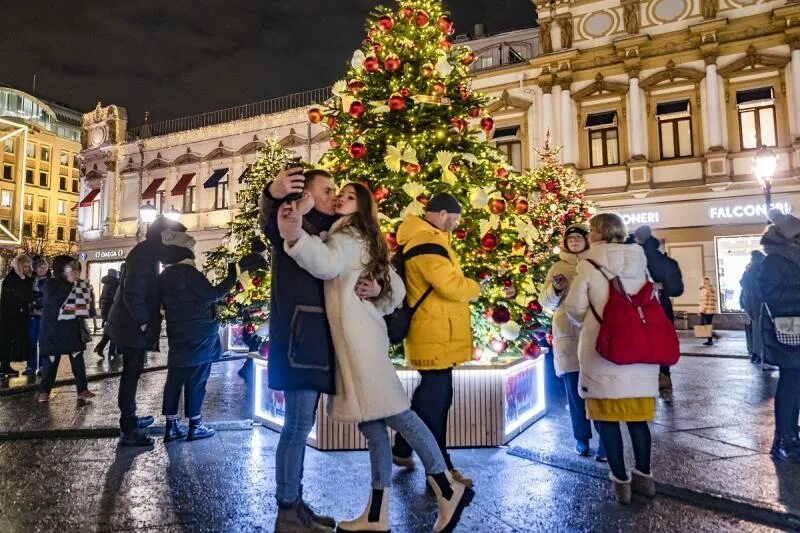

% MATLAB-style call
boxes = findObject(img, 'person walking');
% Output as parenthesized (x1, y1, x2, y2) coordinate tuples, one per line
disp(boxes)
(633, 226, 684, 397)
(260, 166, 343, 533)
(38, 257, 96, 402)
(390, 193, 481, 489)
(539, 225, 605, 461)
(0, 255, 34, 377)
(564, 214, 659, 504)
(740, 251, 766, 364)
(158, 231, 237, 443)
(106, 216, 194, 447)
(278, 184, 473, 533)
(25, 258, 50, 376)
(698, 277, 717, 346)
(94, 269, 120, 358)
(759, 208, 800, 462)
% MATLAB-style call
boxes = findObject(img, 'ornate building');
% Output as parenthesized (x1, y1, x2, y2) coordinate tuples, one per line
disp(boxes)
(472, 0, 800, 318)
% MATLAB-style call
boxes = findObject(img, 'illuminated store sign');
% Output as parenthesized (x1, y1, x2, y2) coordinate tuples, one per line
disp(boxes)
(708, 201, 791, 220)
(619, 211, 661, 226)
(94, 249, 126, 260)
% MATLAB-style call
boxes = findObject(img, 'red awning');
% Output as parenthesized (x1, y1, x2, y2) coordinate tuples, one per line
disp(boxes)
(171, 173, 196, 196)
(75, 188, 100, 209)
(141, 177, 166, 200)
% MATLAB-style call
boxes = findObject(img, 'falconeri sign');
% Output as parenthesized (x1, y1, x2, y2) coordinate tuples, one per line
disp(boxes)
(708, 201, 792, 220)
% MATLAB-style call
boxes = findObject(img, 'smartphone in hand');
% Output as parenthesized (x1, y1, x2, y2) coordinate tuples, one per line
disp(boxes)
(284, 157, 305, 201)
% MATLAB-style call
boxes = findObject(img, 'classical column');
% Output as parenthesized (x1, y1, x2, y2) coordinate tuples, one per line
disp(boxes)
(628, 69, 644, 158)
(541, 83, 554, 147)
(791, 41, 800, 141)
(704, 53, 723, 149)
(559, 78, 575, 164)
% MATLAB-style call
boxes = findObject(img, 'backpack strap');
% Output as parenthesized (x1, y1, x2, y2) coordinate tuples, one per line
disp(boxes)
(403, 243, 451, 313)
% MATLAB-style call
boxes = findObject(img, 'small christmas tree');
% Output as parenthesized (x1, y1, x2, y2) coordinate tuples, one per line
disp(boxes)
(204, 140, 292, 335)
(311, 0, 591, 359)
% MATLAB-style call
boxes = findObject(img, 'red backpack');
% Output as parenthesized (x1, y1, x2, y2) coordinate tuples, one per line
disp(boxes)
(586, 259, 680, 366)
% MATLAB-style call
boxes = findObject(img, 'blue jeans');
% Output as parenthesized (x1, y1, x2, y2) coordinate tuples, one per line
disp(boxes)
(27, 317, 41, 371)
(359, 409, 447, 489)
(563, 372, 592, 442)
(275, 389, 319, 505)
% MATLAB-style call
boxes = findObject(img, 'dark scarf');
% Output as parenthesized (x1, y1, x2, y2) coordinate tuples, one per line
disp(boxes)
(303, 208, 337, 235)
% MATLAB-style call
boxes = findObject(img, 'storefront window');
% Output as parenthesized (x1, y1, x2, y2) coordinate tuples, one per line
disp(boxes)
(715, 235, 763, 313)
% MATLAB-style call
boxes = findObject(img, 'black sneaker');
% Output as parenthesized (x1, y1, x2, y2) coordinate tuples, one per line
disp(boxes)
(186, 419, 216, 441)
(119, 430, 155, 447)
(137, 416, 155, 429)
(164, 419, 188, 443)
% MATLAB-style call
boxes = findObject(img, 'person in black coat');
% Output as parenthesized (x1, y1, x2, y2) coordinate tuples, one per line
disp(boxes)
(106, 216, 194, 447)
(158, 231, 237, 442)
(26, 257, 50, 375)
(759, 209, 800, 463)
(740, 251, 765, 364)
(38, 256, 96, 402)
(0, 255, 34, 377)
(93, 269, 120, 358)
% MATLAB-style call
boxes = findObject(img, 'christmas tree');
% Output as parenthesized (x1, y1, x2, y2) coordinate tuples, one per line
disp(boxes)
(204, 140, 292, 335)
(310, 0, 591, 359)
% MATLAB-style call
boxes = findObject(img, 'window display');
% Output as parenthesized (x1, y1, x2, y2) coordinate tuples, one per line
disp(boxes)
(715, 235, 763, 313)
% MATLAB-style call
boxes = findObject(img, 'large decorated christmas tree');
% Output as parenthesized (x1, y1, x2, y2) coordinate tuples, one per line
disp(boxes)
(310, 0, 592, 359)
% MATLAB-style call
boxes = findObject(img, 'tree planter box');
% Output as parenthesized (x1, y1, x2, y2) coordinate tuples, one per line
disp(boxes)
(250, 354, 546, 450)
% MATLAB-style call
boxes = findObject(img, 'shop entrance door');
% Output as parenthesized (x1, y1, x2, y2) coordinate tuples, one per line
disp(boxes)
(87, 260, 124, 325)
(715, 235, 763, 313)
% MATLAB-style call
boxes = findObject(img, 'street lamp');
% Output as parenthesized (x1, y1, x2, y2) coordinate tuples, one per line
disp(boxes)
(753, 145, 778, 209)
(139, 201, 157, 224)
(164, 205, 181, 222)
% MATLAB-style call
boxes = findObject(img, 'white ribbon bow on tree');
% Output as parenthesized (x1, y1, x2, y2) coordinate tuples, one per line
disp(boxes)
(385, 143, 418, 172)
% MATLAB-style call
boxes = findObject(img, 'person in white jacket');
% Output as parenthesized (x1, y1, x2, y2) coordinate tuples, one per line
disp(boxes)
(563, 213, 660, 504)
(277, 182, 473, 533)
(539, 225, 605, 461)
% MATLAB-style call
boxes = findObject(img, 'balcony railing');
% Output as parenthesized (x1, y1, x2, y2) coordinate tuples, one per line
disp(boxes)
(127, 86, 333, 141)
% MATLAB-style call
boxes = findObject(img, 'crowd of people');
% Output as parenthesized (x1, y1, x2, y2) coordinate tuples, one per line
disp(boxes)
(1, 164, 799, 531)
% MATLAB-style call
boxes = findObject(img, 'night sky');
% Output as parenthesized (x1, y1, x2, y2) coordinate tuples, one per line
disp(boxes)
(1, 0, 535, 127)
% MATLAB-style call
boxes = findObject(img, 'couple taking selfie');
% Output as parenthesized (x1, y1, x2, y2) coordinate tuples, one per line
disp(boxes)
(262, 165, 479, 533)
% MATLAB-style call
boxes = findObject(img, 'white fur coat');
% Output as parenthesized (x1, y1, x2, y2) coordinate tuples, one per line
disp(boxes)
(285, 218, 410, 422)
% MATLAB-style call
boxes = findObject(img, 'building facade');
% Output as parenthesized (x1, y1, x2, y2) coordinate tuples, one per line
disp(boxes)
(0, 86, 81, 270)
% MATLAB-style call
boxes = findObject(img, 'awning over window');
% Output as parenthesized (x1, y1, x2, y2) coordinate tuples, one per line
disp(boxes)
(203, 168, 229, 189)
(171, 173, 196, 196)
(75, 188, 100, 209)
(141, 177, 166, 200)
(585, 111, 616, 129)
(656, 100, 690, 119)
(493, 126, 519, 139)
(736, 87, 774, 108)
(238, 165, 252, 184)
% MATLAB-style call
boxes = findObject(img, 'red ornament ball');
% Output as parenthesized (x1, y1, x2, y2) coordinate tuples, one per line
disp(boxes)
(251, 276, 261, 287)
(518, 264, 529, 274)
(488, 198, 506, 215)
(477, 267, 492, 280)
(454, 228, 467, 240)
(307, 108, 323, 124)
(398, 6, 414, 19)
(472, 345, 483, 361)
(373, 186, 389, 202)
(377, 14, 394, 32)
(236, 281, 244, 293)
(224, 294, 234, 306)
(349, 101, 366, 118)
(513, 240, 527, 253)
(490, 338, 508, 353)
(480, 116, 494, 132)
(481, 232, 498, 250)
(448, 163, 461, 172)
(415, 10, 430, 27)
(462, 52, 475, 66)
(416, 193, 429, 205)
(502, 278, 514, 288)
(400, 86, 411, 97)
(372, 43, 382, 53)
(502, 190, 516, 202)
(546, 332, 554, 346)
(468, 106, 481, 118)
(349, 142, 367, 159)
(245, 323, 256, 336)
(438, 37, 452, 51)
(329, 138, 341, 149)
(326, 116, 337, 129)
(420, 63, 434, 77)
(522, 341, 542, 360)
(496, 167, 509, 179)
(347, 80, 366, 92)
(522, 312, 533, 323)
(527, 300, 543, 314)
(432, 82, 446, 95)
(388, 94, 406, 111)
(384, 55, 401, 72)
(437, 16, 454, 34)
(405, 162, 421, 175)
(545, 180, 557, 192)
(364, 55, 380, 73)
(514, 199, 529, 215)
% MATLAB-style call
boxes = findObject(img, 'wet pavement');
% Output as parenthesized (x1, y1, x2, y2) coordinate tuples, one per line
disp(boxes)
(0, 331, 796, 532)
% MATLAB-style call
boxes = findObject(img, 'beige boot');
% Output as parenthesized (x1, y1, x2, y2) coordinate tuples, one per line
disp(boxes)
(449, 468, 474, 489)
(337, 488, 390, 533)
(428, 471, 474, 533)
(631, 469, 656, 497)
(610, 473, 631, 504)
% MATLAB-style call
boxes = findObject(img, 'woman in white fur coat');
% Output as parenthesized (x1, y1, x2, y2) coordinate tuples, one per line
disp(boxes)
(539, 225, 604, 461)
(563, 213, 660, 504)
(278, 182, 472, 533)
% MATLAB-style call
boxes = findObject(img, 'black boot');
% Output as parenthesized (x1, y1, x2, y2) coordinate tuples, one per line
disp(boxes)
(770, 435, 799, 463)
(119, 430, 154, 447)
(164, 419, 188, 443)
(187, 417, 215, 441)
(137, 416, 155, 429)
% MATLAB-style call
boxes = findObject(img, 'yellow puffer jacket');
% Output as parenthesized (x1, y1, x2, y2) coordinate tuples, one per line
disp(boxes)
(396, 215, 481, 369)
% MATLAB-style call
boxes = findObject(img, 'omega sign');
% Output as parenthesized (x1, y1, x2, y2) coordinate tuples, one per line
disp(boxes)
(709, 201, 792, 220)
(94, 249, 125, 260)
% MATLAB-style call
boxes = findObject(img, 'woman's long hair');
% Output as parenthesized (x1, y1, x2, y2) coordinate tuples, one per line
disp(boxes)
(339, 182, 392, 299)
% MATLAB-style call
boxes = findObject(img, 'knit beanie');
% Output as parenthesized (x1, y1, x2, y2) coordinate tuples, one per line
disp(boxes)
(425, 193, 462, 214)
(161, 229, 196, 252)
(563, 224, 589, 249)
(768, 208, 800, 241)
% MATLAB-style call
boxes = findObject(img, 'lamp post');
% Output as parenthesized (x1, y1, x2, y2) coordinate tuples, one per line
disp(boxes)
(753, 144, 777, 210)
(164, 205, 181, 222)
(139, 201, 157, 228)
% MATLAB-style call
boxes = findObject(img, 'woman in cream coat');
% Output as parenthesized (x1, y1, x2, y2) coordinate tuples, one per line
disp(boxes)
(563, 213, 660, 504)
(278, 183, 472, 533)
(539, 225, 604, 460)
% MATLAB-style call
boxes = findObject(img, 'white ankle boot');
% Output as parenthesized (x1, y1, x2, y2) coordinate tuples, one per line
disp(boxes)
(337, 488, 390, 533)
(428, 471, 474, 533)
